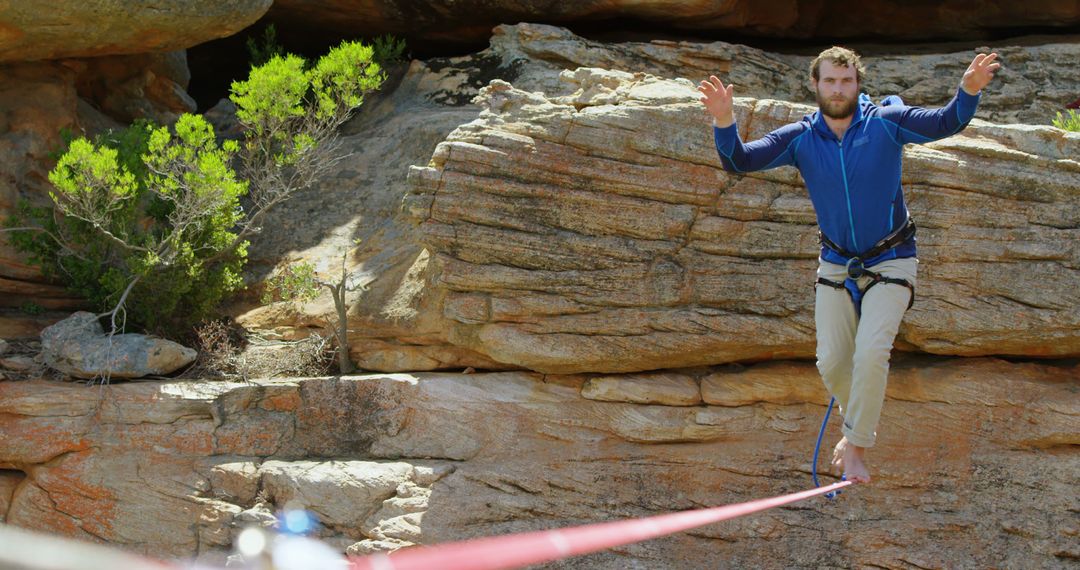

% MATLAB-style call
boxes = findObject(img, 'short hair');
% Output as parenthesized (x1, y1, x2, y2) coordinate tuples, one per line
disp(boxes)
(810, 46, 865, 83)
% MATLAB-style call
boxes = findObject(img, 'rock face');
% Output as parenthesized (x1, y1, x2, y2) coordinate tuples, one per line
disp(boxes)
(0, 61, 95, 334)
(486, 23, 1080, 125)
(229, 24, 1080, 373)
(40, 312, 196, 379)
(0, 1, 272, 62)
(266, 0, 1080, 47)
(400, 69, 1080, 373)
(69, 51, 197, 124)
(0, 358, 1076, 567)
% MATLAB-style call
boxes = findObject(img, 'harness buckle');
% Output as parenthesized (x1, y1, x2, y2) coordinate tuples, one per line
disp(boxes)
(845, 257, 865, 279)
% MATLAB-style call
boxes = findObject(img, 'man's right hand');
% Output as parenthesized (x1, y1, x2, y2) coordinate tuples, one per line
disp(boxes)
(698, 75, 735, 128)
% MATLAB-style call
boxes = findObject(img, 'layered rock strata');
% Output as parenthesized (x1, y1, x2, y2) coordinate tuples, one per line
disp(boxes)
(488, 23, 1080, 124)
(403, 69, 1080, 373)
(0, 357, 1076, 567)
(232, 24, 1080, 372)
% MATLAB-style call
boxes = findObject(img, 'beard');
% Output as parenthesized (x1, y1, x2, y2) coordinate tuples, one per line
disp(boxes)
(816, 89, 858, 119)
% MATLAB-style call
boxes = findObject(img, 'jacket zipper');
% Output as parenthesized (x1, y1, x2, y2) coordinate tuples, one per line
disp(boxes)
(837, 139, 860, 252)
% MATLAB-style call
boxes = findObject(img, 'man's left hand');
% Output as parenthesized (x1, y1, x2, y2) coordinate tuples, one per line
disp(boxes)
(961, 52, 1001, 95)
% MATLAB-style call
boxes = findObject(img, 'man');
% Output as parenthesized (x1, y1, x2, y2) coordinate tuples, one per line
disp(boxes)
(699, 47, 1000, 483)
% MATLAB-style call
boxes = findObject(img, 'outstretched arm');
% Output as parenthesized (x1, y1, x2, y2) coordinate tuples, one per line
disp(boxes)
(885, 52, 1001, 145)
(699, 75, 804, 173)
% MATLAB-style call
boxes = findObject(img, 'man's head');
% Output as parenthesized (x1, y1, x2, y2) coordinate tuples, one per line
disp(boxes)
(810, 47, 864, 120)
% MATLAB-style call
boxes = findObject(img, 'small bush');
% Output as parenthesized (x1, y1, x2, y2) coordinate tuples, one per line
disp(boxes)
(19, 302, 45, 316)
(371, 35, 407, 65)
(5, 40, 385, 337)
(1052, 109, 1080, 132)
(262, 249, 362, 375)
(246, 24, 286, 67)
(6, 118, 247, 332)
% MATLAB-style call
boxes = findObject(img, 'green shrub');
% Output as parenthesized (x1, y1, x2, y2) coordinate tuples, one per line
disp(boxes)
(1052, 109, 1080, 132)
(4, 40, 385, 335)
(262, 246, 363, 374)
(7, 116, 248, 332)
(19, 301, 45, 316)
(246, 24, 286, 67)
(371, 34, 407, 65)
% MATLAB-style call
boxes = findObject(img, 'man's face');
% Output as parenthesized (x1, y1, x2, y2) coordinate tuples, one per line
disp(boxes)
(813, 60, 859, 120)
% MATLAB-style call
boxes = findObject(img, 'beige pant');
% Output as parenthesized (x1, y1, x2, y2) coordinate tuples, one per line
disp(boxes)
(815, 257, 917, 448)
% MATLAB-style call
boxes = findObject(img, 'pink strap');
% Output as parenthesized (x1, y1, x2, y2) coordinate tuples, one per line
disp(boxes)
(351, 480, 852, 570)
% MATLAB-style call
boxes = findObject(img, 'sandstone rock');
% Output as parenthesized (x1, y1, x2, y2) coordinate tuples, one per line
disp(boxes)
(0, 355, 35, 372)
(230, 60, 492, 372)
(403, 69, 1080, 373)
(0, 62, 83, 313)
(0, 468, 25, 522)
(702, 362, 831, 406)
(266, 1, 1080, 47)
(489, 23, 1080, 124)
(207, 460, 260, 505)
(40, 311, 197, 379)
(233, 501, 277, 528)
(0, 359, 1074, 567)
(0, 339, 7, 355)
(582, 372, 701, 405)
(210, 457, 454, 551)
(0, 1, 272, 62)
(71, 51, 197, 124)
(0, 56, 175, 336)
(196, 498, 243, 548)
(232, 24, 1080, 373)
(259, 460, 414, 536)
(347, 537, 411, 556)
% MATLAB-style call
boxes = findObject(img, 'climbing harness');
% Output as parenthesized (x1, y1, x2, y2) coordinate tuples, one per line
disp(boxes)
(816, 217, 917, 317)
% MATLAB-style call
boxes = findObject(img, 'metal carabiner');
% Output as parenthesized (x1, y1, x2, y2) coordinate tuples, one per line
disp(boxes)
(845, 257, 865, 279)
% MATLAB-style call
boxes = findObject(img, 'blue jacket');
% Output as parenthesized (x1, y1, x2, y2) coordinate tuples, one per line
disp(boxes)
(713, 88, 981, 266)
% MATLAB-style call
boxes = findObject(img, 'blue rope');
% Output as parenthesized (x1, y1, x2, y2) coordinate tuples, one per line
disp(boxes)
(812, 396, 843, 499)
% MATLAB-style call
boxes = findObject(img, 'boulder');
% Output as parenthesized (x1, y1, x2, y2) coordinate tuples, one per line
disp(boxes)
(40, 312, 197, 379)
(69, 51, 197, 124)
(0, 1, 272, 62)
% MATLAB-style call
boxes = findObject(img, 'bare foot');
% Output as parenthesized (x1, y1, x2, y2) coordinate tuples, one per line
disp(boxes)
(831, 436, 871, 483)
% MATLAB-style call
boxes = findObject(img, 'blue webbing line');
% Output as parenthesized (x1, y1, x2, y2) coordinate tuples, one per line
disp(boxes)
(812, 396, 842, 499)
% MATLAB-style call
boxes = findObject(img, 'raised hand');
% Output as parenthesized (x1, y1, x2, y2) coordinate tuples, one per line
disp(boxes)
(698, 75, 735, 128)
(961, 52, 1001, 96)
